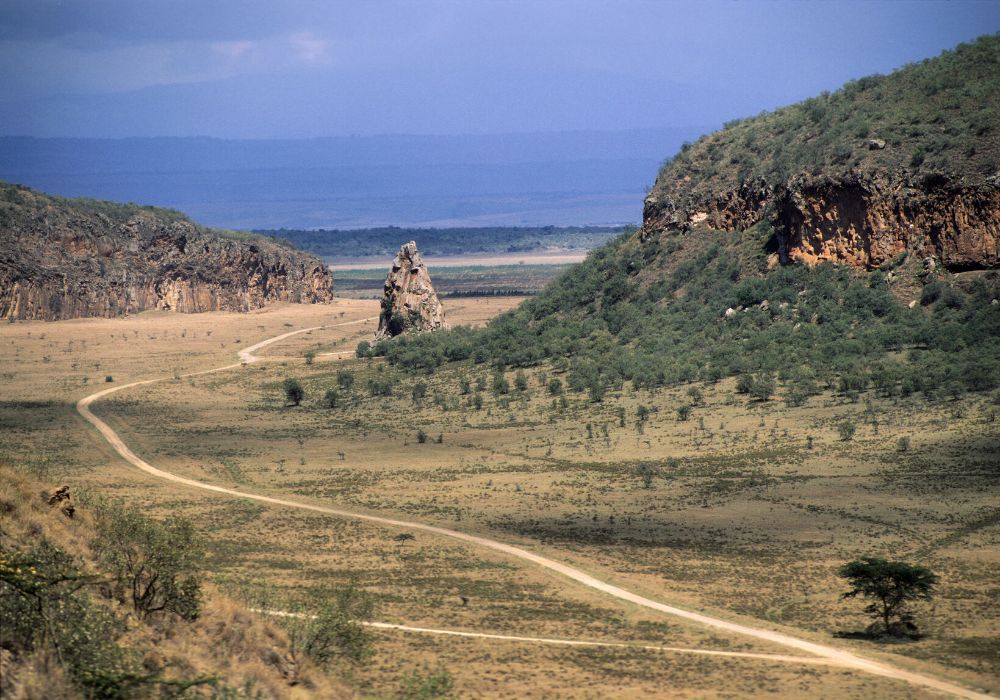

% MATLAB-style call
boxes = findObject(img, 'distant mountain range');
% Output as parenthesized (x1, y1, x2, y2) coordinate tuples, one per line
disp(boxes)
(0, 128, 706, 229)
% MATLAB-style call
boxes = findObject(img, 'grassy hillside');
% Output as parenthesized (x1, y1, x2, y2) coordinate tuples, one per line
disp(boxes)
(366, 35, 1000, 401)
(369, 224, 1000, 400)
(653, 32, 999, 209)
(0, 183, 289, 248)
(0, 467, 360, 699)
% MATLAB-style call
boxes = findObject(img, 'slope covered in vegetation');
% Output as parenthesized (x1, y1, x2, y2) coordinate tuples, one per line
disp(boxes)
(367, 35, 1000, 399)
(655, 33, 999, 195)
(369, 223, 1000, 400)
(0, 467, 356, 699)
(644, 33, 999, 270)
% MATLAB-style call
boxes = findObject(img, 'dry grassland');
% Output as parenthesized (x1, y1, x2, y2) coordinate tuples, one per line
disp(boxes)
(1, 297, 997, 698)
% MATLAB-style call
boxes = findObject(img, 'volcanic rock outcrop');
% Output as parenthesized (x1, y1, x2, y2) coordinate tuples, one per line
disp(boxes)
(643, 173, 1000, 270)
(374, 241, 448, 340)
(0, 183, 334, 320)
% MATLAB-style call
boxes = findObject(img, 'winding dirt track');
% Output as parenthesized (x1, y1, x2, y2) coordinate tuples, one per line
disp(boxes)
(76, 322, 993, 699)
(257, 609, 839, 666)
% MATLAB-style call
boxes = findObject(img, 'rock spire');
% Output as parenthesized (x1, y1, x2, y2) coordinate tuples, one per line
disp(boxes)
(374, 241, 448, 340)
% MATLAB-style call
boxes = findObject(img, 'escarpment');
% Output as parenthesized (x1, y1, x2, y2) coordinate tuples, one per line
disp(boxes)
(642, 33, 1000, 271)
(0, 183, 334, 320)
(643, 173, 1000, 270)
(374, 240, 448, 340)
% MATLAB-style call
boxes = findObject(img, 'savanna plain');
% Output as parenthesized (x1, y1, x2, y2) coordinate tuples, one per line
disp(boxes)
(1, 291, 997, 699)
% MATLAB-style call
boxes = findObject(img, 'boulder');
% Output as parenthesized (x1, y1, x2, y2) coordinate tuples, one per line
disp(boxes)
(374, 241, 448, 341)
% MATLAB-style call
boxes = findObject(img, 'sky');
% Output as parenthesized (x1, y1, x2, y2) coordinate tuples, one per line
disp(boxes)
(0, 0, 998, 138)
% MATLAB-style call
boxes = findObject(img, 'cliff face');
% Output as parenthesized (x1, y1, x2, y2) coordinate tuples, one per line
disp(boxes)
(0, 184, 334, 320)
(643, 173, 1000, 270)
(374, 241, 448, 340)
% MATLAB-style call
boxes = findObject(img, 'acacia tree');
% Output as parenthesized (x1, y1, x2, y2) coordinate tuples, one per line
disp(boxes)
(838, 557, 938, 636)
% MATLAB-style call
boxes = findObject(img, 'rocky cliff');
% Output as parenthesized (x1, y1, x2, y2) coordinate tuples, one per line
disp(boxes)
(0, 183, 334, 320)
(643, 34, 1000, 271)
(644, 172, 1000, 270)
(374, 241, 448, 340)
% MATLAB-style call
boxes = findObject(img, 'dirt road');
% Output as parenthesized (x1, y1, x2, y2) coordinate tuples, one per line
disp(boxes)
(75, 324, 994, 699)
(257, 609, 839, 666)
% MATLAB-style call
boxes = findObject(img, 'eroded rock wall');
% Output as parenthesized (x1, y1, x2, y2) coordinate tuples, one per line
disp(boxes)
(0, 185, 334, 320)
(642, 173, 1000, 270)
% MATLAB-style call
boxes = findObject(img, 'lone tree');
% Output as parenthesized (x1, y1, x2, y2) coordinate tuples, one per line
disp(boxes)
(283, 378, 305, 406)
(838, 557, 938, 637)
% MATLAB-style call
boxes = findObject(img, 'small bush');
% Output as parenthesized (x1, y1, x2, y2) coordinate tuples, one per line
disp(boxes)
(920, 281, 943, 305)
(492, 374, 510, 395)
(367, 377, 394, 397)
(637, 463, 656, 489)
(323, 388, 340, 409)
(397, 664, 455, 699)
(284, 585, 375, 666)
(283, 378, 305, 406)
(514, 370, 529, 392)
(91, 499, 203, 621)
(412, 382, 428, 403)
(838, 420, 857, 441)
(336, 369, 355, 390)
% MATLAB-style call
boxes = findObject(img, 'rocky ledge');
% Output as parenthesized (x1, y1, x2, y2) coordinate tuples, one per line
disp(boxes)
(643, 171, 1000, 272)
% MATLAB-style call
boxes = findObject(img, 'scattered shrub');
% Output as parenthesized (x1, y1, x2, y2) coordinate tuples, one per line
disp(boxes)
(91, 499, 203, 621)
(838, 420, 857, 441)
(283, 378, 305, 406)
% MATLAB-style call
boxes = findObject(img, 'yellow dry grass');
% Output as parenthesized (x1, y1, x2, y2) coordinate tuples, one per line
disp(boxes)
(2, 296, 997, 698)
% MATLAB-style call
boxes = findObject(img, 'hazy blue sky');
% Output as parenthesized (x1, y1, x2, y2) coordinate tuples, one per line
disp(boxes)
(0, 0, 997, 138)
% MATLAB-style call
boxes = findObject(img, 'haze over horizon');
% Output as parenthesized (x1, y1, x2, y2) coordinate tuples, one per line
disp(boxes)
(0, 1, 997, 228)
(1, 0, 997, 139)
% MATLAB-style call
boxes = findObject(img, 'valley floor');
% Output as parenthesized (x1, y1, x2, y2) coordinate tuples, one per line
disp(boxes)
(1, 298, 997, 698)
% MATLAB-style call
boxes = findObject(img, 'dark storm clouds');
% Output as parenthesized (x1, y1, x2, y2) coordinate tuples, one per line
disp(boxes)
(0, 0, 997, 137)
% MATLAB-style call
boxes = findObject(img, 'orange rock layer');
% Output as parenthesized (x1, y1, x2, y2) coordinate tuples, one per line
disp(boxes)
(643, 174, 1000, 270)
